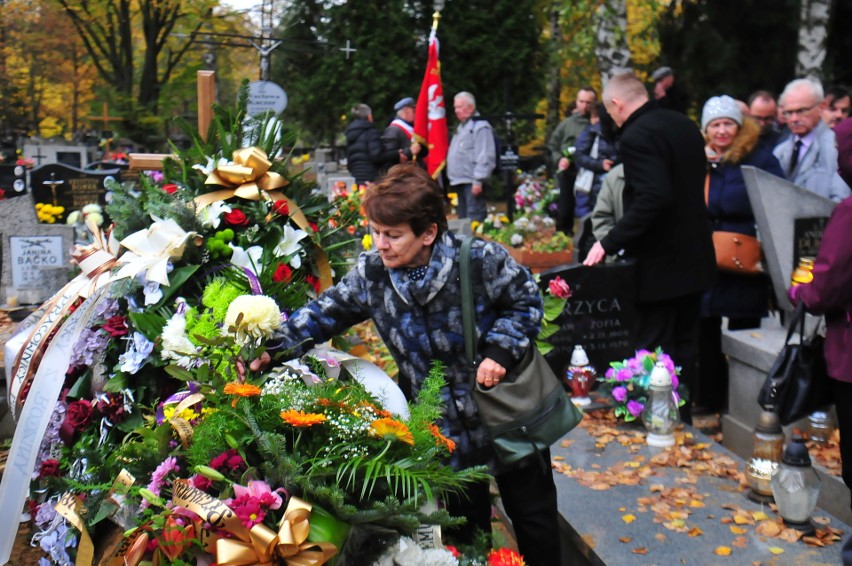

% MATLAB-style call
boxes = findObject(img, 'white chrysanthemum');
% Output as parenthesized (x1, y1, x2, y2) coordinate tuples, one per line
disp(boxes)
(82, 203, 103, 214)
(224, 295, 281, 345)
(274, 224, 309, 268)
(197, 200, 232, 228)
(510, 233, 524, 246)
(230, 244, 264, 276)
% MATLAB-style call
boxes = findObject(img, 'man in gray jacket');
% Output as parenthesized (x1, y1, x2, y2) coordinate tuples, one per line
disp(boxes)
(447, 92, 495, 221)
(773, 78, 850, 202)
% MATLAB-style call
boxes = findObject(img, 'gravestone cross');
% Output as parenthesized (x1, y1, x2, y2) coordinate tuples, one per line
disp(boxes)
(32, 146, 48, 166)
(128, 70, 216, 172)
(340, 40, 357, 60)
(43, 173, 64, 206)
(84, 102, 125, 155)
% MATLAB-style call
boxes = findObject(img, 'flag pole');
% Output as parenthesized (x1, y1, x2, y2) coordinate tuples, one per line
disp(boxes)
(432, 10, 441, 32)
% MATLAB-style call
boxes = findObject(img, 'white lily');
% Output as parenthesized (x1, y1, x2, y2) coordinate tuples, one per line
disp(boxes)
(192, 156, 229, 176)
(197, 200, 232, 228)
(230, 244, 265, 276)
(274, 224, 309, 269)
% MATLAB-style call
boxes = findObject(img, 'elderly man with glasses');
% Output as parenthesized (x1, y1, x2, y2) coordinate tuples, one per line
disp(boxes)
(773, 78, 850, 202)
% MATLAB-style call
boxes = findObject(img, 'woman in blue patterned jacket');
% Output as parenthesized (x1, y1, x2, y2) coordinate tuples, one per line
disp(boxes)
(272, 164, 560, 565)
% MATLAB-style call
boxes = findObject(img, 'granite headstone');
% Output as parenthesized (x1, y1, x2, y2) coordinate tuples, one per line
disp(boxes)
(0, 194, 73, 306)
(539, 261, 637, 377)
(742, 166, 836, 310)
(30, 163, 120, 224)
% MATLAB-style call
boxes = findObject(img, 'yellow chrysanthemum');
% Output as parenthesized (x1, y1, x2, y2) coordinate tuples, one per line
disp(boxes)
(471, 220, 481, 232)
(447, 192, 458, 207)
(362, 233, 373, 251)
(223, 382, 262, 407)
(429, 424, 456, 453)
(370, 418, 414, 445)
(280, 409, 326, 427)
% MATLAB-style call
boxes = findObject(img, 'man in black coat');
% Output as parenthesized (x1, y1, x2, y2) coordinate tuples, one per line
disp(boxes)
(345, 103, 391, 185)
(380, 97, 428, 173)
(585, 72, 715, 423)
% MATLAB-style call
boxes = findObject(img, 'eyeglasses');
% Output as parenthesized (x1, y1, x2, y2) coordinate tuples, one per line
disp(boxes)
(752, 115, 776, 124)
(781, 103, 819, 119)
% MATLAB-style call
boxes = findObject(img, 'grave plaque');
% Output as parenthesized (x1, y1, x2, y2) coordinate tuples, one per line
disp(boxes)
(0, 164, 28, 199)
(540, 261, 637, 376)
(30, 163, 120, 223)
(9, 236, 64, 288)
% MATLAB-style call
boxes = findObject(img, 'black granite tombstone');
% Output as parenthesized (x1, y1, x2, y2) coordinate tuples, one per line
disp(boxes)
(0, 164, 28, 200)
(540, 260, 637, 378)
(30, 163, 120, 223)
(792, 216, 829, 269)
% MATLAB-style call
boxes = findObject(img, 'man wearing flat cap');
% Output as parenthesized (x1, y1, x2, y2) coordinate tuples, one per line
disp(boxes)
(381, 97, 426, 171)
(651, 66, 689, 114)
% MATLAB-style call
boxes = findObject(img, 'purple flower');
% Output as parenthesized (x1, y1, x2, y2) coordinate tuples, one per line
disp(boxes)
(612, 386, 628, 402)
(626, 400, 644, 417)
(605, 367, 616, 380)
(670, 374, 679, 390)
(616, 368, 634, 382)
(626, 357, 644, 373)
(142, 456, 180, 509)
(658, 353, 678, 376)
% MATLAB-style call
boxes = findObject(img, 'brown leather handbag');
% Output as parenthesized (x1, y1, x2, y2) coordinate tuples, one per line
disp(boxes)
(705, 172, 763, 275)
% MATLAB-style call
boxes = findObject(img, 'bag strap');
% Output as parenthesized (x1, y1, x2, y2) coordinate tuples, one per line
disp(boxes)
(460, 236, 478, 373)
(784, 302, 807, 345)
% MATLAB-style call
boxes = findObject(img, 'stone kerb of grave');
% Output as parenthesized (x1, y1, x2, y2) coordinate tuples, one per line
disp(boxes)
(742, 166, 837, 311)
(0, 195, 74, 307)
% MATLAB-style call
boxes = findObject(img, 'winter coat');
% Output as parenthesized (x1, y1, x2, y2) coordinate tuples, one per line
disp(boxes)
(701, 120, 784, 319)
(600, 100, 716, 303)
(773, 120, 851, 202)
(380, 119, 429, 170)
(345, 119, 386, 184)
(591, 163, 625, 253)
(274, 232, 543, 469)
(447, 114, 496, 186)
(548, 113, 590, 167)
(789, 196, 852, 382)
(574, 122, 620, 217)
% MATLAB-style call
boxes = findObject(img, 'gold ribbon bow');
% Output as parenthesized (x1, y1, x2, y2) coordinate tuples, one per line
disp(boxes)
(198, 147, 288, 206)
(216, 497, 337, 566)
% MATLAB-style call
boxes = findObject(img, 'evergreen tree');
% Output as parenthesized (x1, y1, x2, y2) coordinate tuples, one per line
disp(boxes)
(275, 0, 427, 147)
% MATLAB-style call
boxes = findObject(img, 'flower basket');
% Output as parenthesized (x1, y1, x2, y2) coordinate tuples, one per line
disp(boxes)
(503, 245, 574, 272)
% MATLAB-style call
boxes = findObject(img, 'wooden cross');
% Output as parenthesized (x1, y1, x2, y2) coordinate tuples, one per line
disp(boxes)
(128, 70, 217, 172)
(339, 40, 357, 60)
(85, 102, 125, 156)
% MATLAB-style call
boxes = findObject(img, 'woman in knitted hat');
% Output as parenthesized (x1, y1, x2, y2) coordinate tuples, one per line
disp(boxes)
(696, 95, 785, 414)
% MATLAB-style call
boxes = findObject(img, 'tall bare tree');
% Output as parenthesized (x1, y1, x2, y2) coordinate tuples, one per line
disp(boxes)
(795, 0, 831, 79)
(594, 0, 631, 85)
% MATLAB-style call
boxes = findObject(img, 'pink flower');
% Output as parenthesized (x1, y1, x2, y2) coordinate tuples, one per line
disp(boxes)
(612, 386, 628, 403)
(232, 480, 283, 510)
(210, 449, 246, 474)
(142, 456, 180, 508)
(189, 474, 213, 491)
(547, 277, 572, 299)
(670, 374, 679, 390)
(605, 368, 616, 380)
(626, 400, 644, 417)
(658, 353, 678, 376)
(229, 493, 266, 528)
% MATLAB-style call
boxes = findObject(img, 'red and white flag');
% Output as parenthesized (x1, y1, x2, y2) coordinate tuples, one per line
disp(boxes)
(414, 28, 448, 179)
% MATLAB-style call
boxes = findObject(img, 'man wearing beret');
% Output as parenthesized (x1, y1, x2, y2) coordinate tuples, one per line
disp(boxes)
(381, 97, 427, 171)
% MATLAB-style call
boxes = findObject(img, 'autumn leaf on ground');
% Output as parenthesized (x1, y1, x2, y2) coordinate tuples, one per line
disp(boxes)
(655, 533, 667, 542)
(752, 511, 769, 521)
(779, 528, 804, 543)
(813, 516, 831, 525)
(715, 546, 732, 556)
(732, 536, 748, 548)
(689, 500, 705, 508)
(688, 526, 703, 537)
(768, 547, 785, 555)
(730, 526, 748, 535)
(755, 520, 782, 537)
(618, 536, 632, 543)
(590, 482, 611, 491)
(632, 547, 648, 555)
(733, 514, 753, 525)
(803, 536, 826, 547)
(622, 514, 636, 524)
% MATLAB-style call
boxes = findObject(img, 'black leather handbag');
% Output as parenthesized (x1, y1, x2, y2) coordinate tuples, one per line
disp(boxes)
(757, 303, 831, 425)
(460, 237, 583, 465)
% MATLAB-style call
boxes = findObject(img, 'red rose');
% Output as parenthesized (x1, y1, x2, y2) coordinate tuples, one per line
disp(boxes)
(60, 399, 93, 444)
(272, 199, 289, 216)
(272, 264, 292, 283)
(305, 273, 321, 294)
(224, 209, 249, 227)
(309, 221, 318, 232)
(39, 459, 61, 478)
(163, 183, 179, 194)
(102, 315, 129, 337)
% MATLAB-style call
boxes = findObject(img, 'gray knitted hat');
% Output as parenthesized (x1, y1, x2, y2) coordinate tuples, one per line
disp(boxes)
(701, 95, 742, 131)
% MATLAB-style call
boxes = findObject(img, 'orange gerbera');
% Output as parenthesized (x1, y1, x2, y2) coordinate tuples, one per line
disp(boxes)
(370, 418, 414, 445)
(280, 409, 326, 427)
(223, 382, 262, 407)
(487, 548, 526, 566)
(429, 424, 456, 453)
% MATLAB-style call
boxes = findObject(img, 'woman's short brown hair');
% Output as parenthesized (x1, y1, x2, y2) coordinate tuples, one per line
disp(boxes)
(362, 165, 448, 236)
